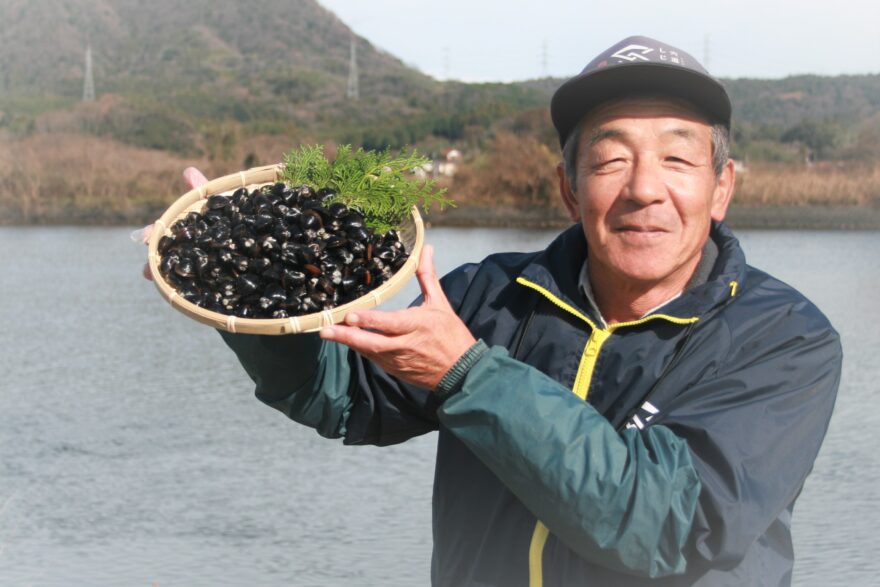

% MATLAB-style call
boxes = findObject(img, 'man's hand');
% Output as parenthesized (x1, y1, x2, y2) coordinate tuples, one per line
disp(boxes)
(140, 167, 209, 280)
(320, 244, 477, 391)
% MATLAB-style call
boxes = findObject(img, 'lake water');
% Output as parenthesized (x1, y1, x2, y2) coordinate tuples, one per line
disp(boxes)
(0, 226, 877, 586)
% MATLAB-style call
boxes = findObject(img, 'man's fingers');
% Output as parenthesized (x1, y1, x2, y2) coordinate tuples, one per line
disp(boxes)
(319, 324, 393, 354)
(130, 224, 154, 244)
(415, 244, 448, 307)
(183, 167, 208, 189)
(345, 309, 417, 335)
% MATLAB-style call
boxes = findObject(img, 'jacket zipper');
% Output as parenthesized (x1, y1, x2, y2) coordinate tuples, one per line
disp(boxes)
(515, 277, 698, 587)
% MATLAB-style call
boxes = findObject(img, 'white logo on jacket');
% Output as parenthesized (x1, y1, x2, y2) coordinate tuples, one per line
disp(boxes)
(626, 401, 660, 430)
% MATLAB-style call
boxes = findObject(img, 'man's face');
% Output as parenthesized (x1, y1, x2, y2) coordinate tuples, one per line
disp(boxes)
(559, 97, 735, 290)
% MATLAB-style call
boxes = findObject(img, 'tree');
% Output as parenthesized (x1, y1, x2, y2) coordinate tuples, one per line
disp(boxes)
(780, 120, 840, 161)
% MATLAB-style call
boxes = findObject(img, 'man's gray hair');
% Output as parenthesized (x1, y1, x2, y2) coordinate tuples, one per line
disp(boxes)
(562, 111, 730, 192)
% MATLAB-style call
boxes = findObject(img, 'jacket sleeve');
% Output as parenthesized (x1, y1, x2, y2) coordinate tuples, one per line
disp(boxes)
(217, 331, 353, 439)
(218, 328, 440, 445)
(436, 345, 702, 578)
(218, 262, 481, 446)
(660, 298, 842, 570)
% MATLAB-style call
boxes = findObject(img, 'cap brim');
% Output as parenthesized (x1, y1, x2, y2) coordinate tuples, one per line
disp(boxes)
(551, 62, 732, 148)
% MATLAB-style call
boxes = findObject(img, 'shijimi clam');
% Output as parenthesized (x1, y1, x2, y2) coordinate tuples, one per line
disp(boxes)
(158, 182, 409, 319)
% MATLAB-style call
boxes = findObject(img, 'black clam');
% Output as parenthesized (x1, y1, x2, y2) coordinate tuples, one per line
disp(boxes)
(158, 182, 409, 319)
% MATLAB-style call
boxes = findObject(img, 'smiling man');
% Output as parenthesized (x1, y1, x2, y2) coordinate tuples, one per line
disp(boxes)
(219, 36, 842, 586)
(558, 96, 735, 324)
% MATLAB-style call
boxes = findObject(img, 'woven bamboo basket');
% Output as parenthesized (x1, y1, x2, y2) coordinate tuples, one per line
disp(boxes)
(147, 163, 424, 335)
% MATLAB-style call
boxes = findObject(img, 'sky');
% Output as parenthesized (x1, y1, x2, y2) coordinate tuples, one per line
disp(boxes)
(318, 0, 880, 82)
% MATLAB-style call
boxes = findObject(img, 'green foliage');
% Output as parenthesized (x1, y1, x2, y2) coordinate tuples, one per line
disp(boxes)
(780, 120, 841, 159)
(270, 70, 330, 103)
(731, 139, 803, 163)
(95, 102, 200, 155)
(281, 144, 454, 231)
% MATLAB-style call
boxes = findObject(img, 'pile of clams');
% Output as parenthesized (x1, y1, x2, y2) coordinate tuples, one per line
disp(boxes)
(157, 182, 409, 319)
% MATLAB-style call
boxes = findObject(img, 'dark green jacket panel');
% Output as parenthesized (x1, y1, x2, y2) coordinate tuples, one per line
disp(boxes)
(438, 345, 701, 578)
(218, 331, 352, 439)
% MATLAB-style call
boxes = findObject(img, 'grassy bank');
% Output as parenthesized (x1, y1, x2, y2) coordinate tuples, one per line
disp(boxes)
(1, 132, 878, 228)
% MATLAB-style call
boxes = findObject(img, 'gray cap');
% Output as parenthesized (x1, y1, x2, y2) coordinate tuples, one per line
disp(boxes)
(550, 35, 732, 148)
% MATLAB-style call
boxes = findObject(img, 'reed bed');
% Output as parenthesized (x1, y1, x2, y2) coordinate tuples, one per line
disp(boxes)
(1, 131, 878, 226)
(0, 132, 295, 224)
(735, 162, 880, 207)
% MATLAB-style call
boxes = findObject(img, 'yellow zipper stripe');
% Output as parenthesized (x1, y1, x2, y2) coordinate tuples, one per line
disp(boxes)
(517, 275, 697, 587)
(529, 522, 550, 586)
(515, 277, 597, 329)
(607, 313, 699, 330)
(572, 328, 611, 400)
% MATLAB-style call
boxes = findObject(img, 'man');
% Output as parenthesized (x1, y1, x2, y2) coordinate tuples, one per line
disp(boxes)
(211, 37, 841, 586)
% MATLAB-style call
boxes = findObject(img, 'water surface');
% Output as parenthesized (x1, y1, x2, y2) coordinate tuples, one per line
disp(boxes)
(0, 226, 876, 586)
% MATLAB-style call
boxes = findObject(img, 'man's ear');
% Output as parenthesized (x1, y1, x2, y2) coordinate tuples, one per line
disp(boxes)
(711, 159, 736, 221)
(557, 163, 581, 222)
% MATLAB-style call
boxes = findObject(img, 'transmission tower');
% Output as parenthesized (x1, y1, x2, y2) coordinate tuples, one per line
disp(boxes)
(83, 44, 95, 102)
(347, 35, 359, 100)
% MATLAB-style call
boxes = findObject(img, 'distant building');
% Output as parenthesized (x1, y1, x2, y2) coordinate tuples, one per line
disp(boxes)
(436, 148, 461, 177)
(414, 148, 463, 179)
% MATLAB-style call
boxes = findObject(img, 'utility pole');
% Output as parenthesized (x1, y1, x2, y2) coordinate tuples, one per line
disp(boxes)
(346, 35, 359, 100)
(83, 43, 95, 102)
(541, 39, 549, 78)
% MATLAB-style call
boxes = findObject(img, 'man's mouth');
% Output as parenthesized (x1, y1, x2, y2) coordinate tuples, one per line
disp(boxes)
(614, 224, 668, 234)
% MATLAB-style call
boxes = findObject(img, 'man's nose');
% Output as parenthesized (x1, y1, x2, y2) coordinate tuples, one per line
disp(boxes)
(623, 157, 666, 205)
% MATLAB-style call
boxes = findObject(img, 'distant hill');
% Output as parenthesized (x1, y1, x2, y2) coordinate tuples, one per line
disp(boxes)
(0, 0, 877, 163)
(519, 73, 880, 162)
(0, 0, 552, 154)
(521, 74, 880, 128)
(0, 0, 430, 103)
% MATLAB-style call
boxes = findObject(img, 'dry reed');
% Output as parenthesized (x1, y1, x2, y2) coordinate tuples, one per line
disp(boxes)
(1, 131, 878, 226)
(734, 162, 880, 207)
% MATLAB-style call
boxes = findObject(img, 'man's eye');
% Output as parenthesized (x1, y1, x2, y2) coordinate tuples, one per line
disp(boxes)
(593, 158, 625, 169)
(666, 156, 694, 166)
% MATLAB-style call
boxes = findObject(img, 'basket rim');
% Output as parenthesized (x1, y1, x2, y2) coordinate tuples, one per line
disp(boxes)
(147, 164, 425, 335)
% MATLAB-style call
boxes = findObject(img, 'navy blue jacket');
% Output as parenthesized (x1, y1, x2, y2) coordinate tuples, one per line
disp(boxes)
(221, 221, 841, 586)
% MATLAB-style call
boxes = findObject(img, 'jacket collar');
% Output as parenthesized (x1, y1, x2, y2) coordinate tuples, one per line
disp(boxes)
(518, 221, 747, 323)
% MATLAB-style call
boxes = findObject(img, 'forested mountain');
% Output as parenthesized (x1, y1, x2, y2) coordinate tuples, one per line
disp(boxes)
(523, 74, 880, 161)
(1, 0, 877, 160)
(0, 0, 546, 153)
(0, 0, 877, 225)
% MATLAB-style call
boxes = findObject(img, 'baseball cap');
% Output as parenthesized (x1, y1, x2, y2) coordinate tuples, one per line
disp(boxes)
(550, 35, 732, 148)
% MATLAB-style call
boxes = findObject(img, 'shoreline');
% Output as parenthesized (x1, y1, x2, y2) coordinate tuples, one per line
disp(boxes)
(2, 204, 880, 231)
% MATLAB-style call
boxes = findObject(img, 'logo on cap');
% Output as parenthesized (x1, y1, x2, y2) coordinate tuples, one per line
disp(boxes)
(611, 44, 654, 62)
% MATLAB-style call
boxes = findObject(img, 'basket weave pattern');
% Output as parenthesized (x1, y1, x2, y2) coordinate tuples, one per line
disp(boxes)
(148, 164, 424, 335)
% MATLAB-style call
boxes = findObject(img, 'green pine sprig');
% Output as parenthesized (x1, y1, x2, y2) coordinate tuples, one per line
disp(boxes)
(280, 144, 454, 231)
